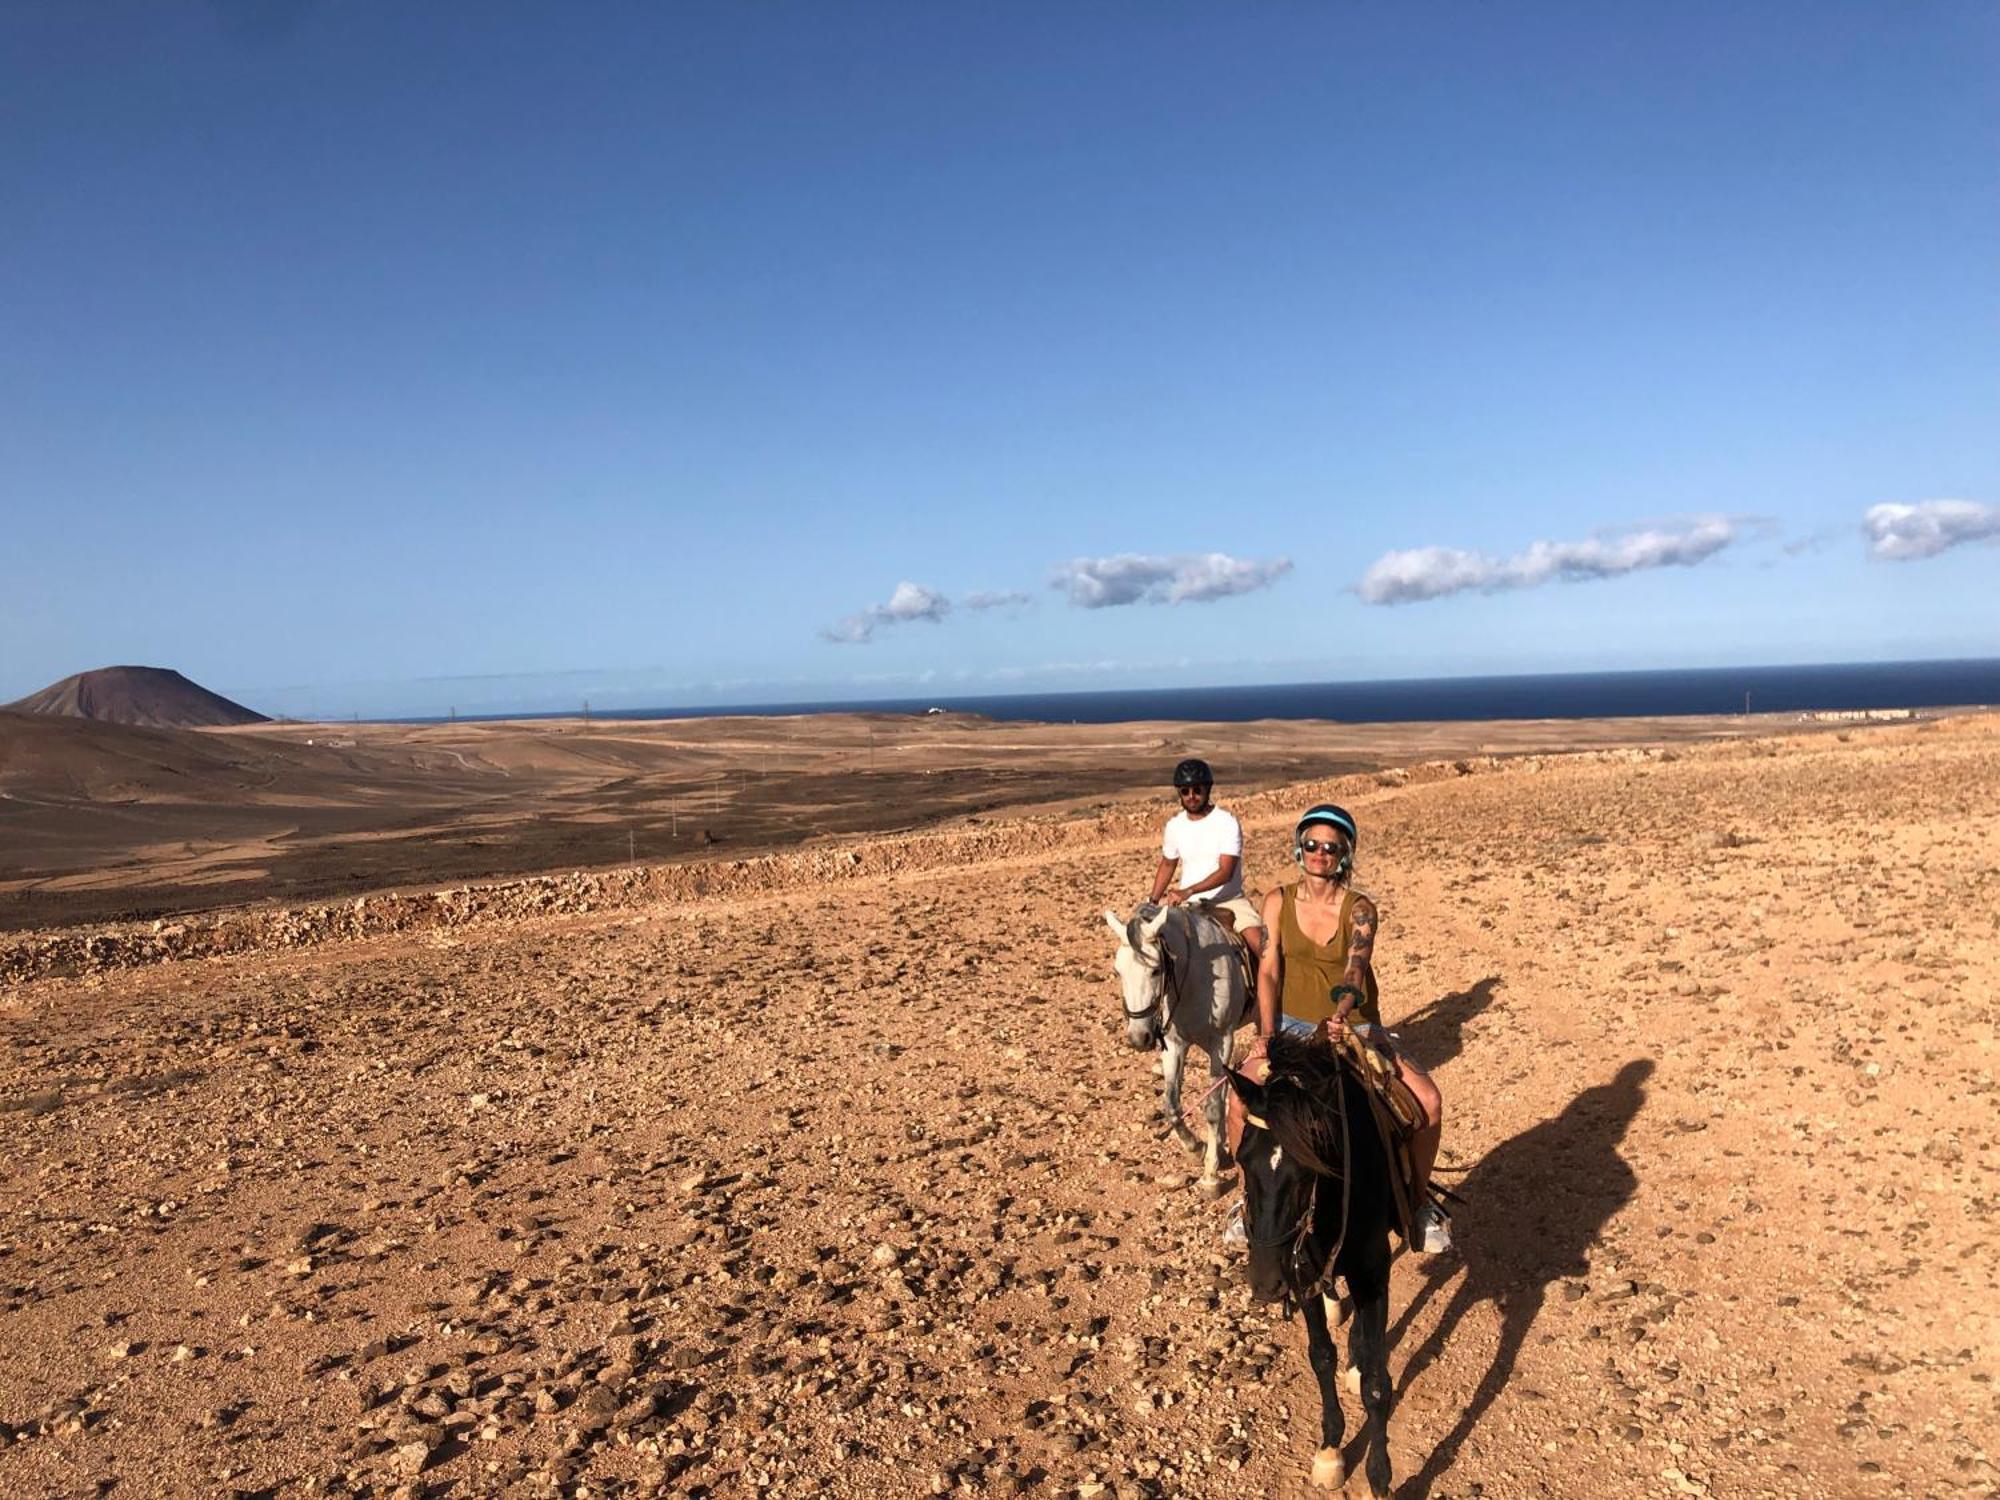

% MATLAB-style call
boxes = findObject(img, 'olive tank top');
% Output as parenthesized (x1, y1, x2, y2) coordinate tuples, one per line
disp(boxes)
(1278, 883, 1382, 1027)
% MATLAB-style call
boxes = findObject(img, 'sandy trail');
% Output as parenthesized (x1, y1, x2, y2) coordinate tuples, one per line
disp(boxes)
(1, 719, 1995, 1499)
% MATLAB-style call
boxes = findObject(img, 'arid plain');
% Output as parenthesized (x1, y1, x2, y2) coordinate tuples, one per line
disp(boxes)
(2, 710, 1996, 1498)
(2, 707, 1796, 933)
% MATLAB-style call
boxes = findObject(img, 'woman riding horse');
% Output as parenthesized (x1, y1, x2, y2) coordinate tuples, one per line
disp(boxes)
(1230, 1030, 1399, 1495)
(1248, 803, 1450, 1253)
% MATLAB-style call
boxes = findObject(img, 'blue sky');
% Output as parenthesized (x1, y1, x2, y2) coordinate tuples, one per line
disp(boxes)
(3, 2, 1995, 718)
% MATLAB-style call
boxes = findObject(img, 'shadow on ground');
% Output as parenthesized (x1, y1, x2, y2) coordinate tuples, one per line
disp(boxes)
(1393, 976, 1504, 1072)
(1384, 1057, 1655, 1498)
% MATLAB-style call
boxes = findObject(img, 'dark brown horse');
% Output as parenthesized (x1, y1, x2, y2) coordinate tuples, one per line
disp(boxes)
(1229, 1032, 1399, 1495)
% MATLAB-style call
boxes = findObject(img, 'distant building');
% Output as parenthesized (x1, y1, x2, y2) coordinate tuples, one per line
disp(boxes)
(1799, 708, 1916, 723)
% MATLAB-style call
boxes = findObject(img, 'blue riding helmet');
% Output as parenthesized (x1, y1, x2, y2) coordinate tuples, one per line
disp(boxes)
(1294, 803, 1357, 848)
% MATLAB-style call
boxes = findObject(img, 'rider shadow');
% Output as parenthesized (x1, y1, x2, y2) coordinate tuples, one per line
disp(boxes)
(1386, 1058, 1654, 1499)
(1390, 976, 1502, 1073)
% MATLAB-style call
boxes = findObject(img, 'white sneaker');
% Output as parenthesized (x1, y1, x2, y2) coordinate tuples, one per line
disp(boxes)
(1223, 1199, 1248, 1248)
(1417, 1199, 1453, 1254)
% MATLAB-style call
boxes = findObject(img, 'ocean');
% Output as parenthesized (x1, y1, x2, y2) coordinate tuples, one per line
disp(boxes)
(586, 656, 2000, 726)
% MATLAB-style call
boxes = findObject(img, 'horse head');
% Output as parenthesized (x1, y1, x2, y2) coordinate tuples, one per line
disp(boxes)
(1227, 1034, 1350, 1306)
(1103, 905, 1172, 1050)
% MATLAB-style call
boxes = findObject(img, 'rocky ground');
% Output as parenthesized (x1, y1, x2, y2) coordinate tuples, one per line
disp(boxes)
(2, 716, 1995, 1498)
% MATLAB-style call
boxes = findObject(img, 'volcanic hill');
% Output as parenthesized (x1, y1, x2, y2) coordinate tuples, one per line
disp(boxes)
(4, 665, 267, 728)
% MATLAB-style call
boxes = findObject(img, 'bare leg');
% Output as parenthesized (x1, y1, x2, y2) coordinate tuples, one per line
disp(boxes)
(1396, 1053, 1444, 1196)
(1301, 1291, 1347, 1489)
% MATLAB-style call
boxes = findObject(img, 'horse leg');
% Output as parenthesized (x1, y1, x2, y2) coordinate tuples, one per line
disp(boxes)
(1162, 1035, 1199, 1150)
(1301, 1291, 1347, 1489)
(1197, 1036, 1231, 1194)
(1346, 1257, 1396, 1499)
(1329, 1291, 1361, 1393)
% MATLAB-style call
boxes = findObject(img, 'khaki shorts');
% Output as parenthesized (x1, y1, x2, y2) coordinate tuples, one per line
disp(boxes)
(1194, 895, 1264, 933)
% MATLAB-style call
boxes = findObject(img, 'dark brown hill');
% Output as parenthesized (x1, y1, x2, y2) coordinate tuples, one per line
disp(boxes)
(4, 666, 267, 727)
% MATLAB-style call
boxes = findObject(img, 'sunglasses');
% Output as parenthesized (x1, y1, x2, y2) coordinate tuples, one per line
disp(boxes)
(1298, 838, 1348, 856)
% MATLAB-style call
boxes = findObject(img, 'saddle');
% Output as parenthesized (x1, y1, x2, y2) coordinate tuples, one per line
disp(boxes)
(1326, 1026, 1451, 1248)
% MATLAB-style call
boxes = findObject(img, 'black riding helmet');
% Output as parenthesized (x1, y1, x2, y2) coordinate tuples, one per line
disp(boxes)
(1172, 757, 1213, 788)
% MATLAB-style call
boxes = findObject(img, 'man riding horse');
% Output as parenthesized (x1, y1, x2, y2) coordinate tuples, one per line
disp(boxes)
(1147, 758, 1266, 968)
(1247, 803, 1452, 1254)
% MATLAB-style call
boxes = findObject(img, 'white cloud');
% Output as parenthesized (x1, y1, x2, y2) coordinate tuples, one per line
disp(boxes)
(963, 589, 1034, 611)
(881, 581, 950, 621)
(1050, 552, 1293, 609)
(1864, 500, 2000, 561)
(1357, 518, 1737, 605)
(819, 581, 951, 644)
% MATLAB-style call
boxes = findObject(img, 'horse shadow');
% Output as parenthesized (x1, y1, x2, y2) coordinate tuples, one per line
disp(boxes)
(1391, 976, 1503, 1073)
(1385, 1057, 1655, 1499)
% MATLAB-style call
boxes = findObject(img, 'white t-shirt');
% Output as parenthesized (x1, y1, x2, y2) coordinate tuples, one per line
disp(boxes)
(1162, 807, 1245, 902)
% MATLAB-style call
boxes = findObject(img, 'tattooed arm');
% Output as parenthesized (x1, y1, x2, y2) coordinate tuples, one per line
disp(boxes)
(1331, 893, 1377, 1024)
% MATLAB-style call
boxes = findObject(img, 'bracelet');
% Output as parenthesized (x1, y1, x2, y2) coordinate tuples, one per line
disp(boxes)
(1328, 984, 1365, 1009)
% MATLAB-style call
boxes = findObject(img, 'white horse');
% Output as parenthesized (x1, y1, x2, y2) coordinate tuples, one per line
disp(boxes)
(1104, 902, 1252, 1196)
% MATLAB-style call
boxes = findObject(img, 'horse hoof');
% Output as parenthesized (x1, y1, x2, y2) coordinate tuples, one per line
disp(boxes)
(1308, 1448, 1345, 1490)
(1343, 1364, 1362, 1395)
(1198, 1174, 1227, 1199)
(1172, 1124, 1200, 1151)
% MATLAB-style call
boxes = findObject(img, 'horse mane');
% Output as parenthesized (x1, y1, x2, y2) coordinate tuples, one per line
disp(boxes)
(1128, 901, 1195, 956)
(1130, 901, 1231, 957)
(1259, 1030, 1350, 1179)
(1124, 904, 1158, 952)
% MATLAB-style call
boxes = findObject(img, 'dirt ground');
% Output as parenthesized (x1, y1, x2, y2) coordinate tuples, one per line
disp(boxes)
(2, 707, 1814, 932)
(1, 715, 1995, 1499)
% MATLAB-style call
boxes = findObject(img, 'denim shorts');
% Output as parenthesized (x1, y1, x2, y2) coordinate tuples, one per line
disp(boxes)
(1280, 1015, 1390, 1042)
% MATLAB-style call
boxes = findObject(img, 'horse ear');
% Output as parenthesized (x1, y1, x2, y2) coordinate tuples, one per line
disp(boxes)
(1225, 1067, 1268, 1127)
(1140, 907, 1170, 943)
(1102, 909, 1127, 942)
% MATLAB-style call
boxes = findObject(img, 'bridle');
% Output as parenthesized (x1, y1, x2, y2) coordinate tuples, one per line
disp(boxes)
(1122, 915, 1188, 1033)
(1123, 945, 1170, 1021)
